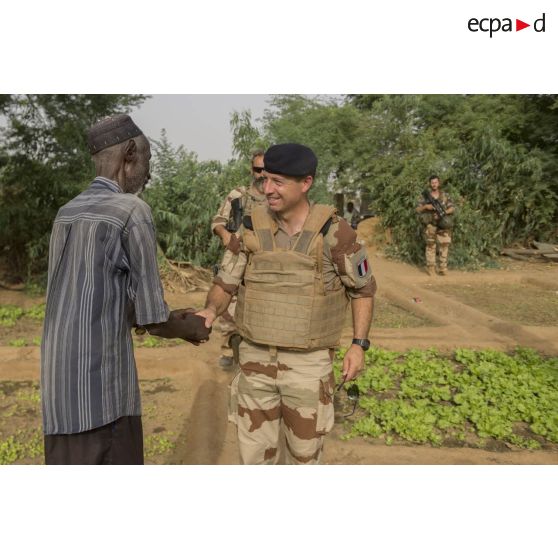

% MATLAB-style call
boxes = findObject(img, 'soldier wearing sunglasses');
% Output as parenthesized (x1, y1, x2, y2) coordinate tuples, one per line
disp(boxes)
(210, 149, 268, 369)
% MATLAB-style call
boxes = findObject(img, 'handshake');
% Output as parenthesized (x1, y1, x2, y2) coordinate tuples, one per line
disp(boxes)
(138, 308, 212, 345)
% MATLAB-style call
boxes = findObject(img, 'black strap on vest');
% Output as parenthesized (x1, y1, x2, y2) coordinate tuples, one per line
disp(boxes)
(243, 215, 253, 230)
(319, 218, 333, 237)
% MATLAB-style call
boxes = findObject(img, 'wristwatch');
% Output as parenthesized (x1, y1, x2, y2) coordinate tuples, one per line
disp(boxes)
(352, 338, 371, 351)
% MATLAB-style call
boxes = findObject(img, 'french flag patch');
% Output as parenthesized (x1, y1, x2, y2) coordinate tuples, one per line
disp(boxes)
(357, 257, 369, 277)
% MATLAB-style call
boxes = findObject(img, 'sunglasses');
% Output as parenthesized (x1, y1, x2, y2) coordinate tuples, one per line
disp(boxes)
(252, 166, 264, 173)
(336, 378, 360, 417)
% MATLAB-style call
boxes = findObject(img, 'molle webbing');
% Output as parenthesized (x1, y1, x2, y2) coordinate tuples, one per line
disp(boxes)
(236, 204, 348, 350)
(250, 205, 275, 251)
(249, 204, 336, 255)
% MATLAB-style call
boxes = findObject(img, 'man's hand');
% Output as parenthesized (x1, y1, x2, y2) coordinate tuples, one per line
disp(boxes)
(196, 307, 218, 329)
(423, 203, 434, 211)
(169, 308, 196, 320)
(146, 308, 211, 344)
(342, 344, 365, 382)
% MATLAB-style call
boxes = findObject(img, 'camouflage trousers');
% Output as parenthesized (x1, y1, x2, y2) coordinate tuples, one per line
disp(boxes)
(425, 224, 451, 270)
(215, 298, 238, 358)
(228, 340, 335, 465)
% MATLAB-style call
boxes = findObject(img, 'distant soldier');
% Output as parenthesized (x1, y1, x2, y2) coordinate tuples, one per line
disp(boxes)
(416, 175, 456, 276)
(198, 143, 377, 465)
(343, 201, 360, 230)
(210, 149, 267, 368)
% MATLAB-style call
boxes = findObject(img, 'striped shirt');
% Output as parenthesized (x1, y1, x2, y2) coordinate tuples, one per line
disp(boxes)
(41, 177, 169, 435)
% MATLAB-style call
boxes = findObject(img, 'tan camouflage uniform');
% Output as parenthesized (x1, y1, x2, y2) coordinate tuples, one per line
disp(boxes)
(416, 191, 454, 273)
(214, 207, 377, 464)
(211, 186, 267, 359)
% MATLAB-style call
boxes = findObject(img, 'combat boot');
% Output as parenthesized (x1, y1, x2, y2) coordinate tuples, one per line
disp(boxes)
(426, 266, 436, 276)
(438, 268, 448, 276)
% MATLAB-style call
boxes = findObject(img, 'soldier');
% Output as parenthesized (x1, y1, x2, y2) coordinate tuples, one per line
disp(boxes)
(416, 175, 456, 276)
(210, 149, 267, 369)
(198, 143, 377, 465)
(343, 201, 360, 230)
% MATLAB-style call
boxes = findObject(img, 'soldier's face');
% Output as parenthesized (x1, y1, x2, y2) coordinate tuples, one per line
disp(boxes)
(263, 171, 312, 213)
(430, 178, 440, 191)
(252, 155, 265, 190)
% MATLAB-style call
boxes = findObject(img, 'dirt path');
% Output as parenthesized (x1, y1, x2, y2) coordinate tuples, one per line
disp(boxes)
(369, 253, 558, 355)
(1, 254, 557, 465)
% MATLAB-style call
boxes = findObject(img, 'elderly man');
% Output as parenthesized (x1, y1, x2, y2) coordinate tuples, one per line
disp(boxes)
(41, 114, 210, 465)
(210, 149, 267, 368)
(198, 143, 377, 465)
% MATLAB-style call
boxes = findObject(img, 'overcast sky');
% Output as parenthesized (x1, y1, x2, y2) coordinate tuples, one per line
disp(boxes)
(130, 95, 272, 162)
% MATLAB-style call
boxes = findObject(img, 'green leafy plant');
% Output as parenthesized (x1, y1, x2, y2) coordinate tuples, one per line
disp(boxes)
(25, 304, 45, 321)
(144, 433, 176, 457)
(0, 305, 24, 327)
(336, 347, 558, 449)
(0, 303, 45, 328)
(134, 336, 181, 348)
(0, 429, 43, 464)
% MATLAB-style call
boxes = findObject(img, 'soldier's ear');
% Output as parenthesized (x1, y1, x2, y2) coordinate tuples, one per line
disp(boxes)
(301, 175, 313, 193)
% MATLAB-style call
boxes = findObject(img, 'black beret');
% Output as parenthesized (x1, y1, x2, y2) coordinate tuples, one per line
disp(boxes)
(264, 143, 318, 177)
(87, 114, 143, 155)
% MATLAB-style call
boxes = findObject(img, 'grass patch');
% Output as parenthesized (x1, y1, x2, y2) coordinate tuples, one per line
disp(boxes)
(373, 298, 433, 329)
(0, 304, 45, 327)
(344, 297, 433, 329)
(435, 283, 558, 326)
(134, 336, 183, 348)
(0, 305, 25, 327)
(0, 429, 43, 465)
(144, 433, 176, 457)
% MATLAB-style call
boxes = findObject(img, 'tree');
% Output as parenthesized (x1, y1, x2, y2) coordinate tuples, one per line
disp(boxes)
(0, 94, 146, 281)
(240, 93, 558, 268)
(230, 109, 265, 161)
(145, 130, 249, 267)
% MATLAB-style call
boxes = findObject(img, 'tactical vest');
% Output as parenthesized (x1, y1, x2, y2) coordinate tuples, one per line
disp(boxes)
(242, 188, 266, 216)
(235, 204, 349, 350)
(419, 191, 454, 230)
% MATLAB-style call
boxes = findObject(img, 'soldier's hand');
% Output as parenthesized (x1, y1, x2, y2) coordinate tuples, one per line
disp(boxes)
(177, 313, 212, 344)
(424, 204, 434, 211)
(342, 344, 365, 382)
(196, 307, 217, 329)
(221, 230, 232, 247)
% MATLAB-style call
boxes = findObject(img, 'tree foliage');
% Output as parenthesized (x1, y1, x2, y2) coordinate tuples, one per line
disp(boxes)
(2, 94, 557, 278)
(144, 130, 249, 267)
(0, 94, 146, 280)
(235, 94, 558, 268)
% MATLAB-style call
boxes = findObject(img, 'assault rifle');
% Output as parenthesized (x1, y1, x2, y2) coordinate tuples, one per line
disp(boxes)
(422, 190, 453, 230)
(422, 190, 446, 219)
(226, 197, 243, 232)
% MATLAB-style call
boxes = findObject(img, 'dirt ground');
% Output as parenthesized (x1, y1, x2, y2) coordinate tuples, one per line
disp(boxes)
(1, 227, 558, 464)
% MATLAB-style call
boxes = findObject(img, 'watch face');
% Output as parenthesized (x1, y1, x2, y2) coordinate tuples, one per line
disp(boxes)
(353, 339, 370, 350)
